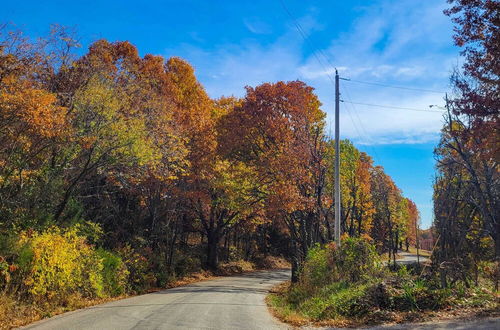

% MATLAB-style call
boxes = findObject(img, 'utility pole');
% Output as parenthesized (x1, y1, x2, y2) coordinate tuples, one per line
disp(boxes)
(416, 216, 420, 266)
(334, 70, 341, 246)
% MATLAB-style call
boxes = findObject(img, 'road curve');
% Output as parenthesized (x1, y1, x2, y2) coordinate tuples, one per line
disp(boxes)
(22, 270, 290, 330)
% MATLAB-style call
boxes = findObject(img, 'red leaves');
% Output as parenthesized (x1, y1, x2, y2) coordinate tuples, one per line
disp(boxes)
(222, 80, 325, 218)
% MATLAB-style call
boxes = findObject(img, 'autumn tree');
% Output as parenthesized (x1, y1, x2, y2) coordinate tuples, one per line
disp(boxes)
(0, 24, 423, 289)
(433, 0, 498, 288)
(404, 198, 419, 251)
(0, 27, 69, 230)
(222, 81, 326, 281)
(325, 140, 375, 238)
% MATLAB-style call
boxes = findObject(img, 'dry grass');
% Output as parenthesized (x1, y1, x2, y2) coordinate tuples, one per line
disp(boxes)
(164, 270, 215, 289)
(0, 295, 40, 330)
(254, 255, 291, 269)
(216, 260, 255, 275)
(266, 281, 310, 327)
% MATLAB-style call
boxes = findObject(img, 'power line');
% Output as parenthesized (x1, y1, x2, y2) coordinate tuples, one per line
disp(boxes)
(277, 0, 442, 167)
(341, 84, 384, 163)
(279, 0, 395, 166)
(341, 101, 446, 113)
(278, 0, 447, 102)
(278, 0, 337, 86)
(279, 0, 360, 144)
(342, 78, 446, 94)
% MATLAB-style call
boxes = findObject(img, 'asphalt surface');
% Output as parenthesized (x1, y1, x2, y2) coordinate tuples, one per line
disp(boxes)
(384, 251, 430, 266)
(20, 266, 499, 330)
(395, 251, 430, 265)
(22, 270, 290, 330)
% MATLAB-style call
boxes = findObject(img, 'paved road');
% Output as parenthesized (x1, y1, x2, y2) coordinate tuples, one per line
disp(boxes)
(385, 251, 430, 266)
(20, 267, 499, 330)
(396, 251, 430, 265)
(23, 270, 290, 330)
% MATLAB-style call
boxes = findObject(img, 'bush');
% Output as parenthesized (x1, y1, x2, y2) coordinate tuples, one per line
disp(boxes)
(300, 245, 334, 290)
(389, 278, 450, 311)
(96, 249, 128, 296)
(285, 282, 370, 320)
(335, 236, 382, 282)
(12, 226, 130, 303)
(271, 236, 498, 325)
(322, 284, 371, 318)
(0, 257, 10, 289)
(17, 227, 104, 302)
(174, 254, 201, 278)
(117, 245, 156, 293)
(300, 237, 382, 292)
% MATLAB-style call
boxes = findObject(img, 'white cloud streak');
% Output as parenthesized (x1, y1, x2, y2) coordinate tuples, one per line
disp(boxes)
(166, 0, 458, 146)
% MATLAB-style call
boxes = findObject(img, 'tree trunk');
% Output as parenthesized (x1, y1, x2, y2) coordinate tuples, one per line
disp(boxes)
(291, 239, 300, 283)
(206, 230, 219, 270)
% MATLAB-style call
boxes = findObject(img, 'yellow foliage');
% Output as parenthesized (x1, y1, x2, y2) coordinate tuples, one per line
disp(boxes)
(73, 75, 160, 167)
(18, 227, 105, 302)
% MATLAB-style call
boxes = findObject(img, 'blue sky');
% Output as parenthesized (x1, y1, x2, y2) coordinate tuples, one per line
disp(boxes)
(1, 0, 461, 228)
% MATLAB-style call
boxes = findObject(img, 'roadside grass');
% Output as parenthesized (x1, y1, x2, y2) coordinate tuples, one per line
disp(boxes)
(267, 240, 499, 328)
(267, 277, 499, 328)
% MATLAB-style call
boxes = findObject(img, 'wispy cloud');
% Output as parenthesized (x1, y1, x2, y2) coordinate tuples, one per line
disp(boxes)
(243, 18, 272, 35)
(166, 0, 457, 146)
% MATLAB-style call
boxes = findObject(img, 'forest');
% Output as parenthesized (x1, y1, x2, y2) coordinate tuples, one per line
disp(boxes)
(0, 22, 419, 322)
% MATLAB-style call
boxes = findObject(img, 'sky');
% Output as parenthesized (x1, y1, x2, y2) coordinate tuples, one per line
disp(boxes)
(1, 0, 462, 228)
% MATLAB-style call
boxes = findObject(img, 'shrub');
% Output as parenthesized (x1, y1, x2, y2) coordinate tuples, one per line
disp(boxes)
(117, 245, 156, 293)
(299, 237, 382, 292)
(478, 260, 500, 290)
(300, 244, 334, 291)
(17, 227, 104, 302)
(334, 236, 382, 282)
(174, 253, 201, 278)
(323, 284, 371, 318)
(390, 279, 450, 311)
(96, 248, 128, 296)
(0, 257, 10, 289)
(291, 283, 371, 320)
